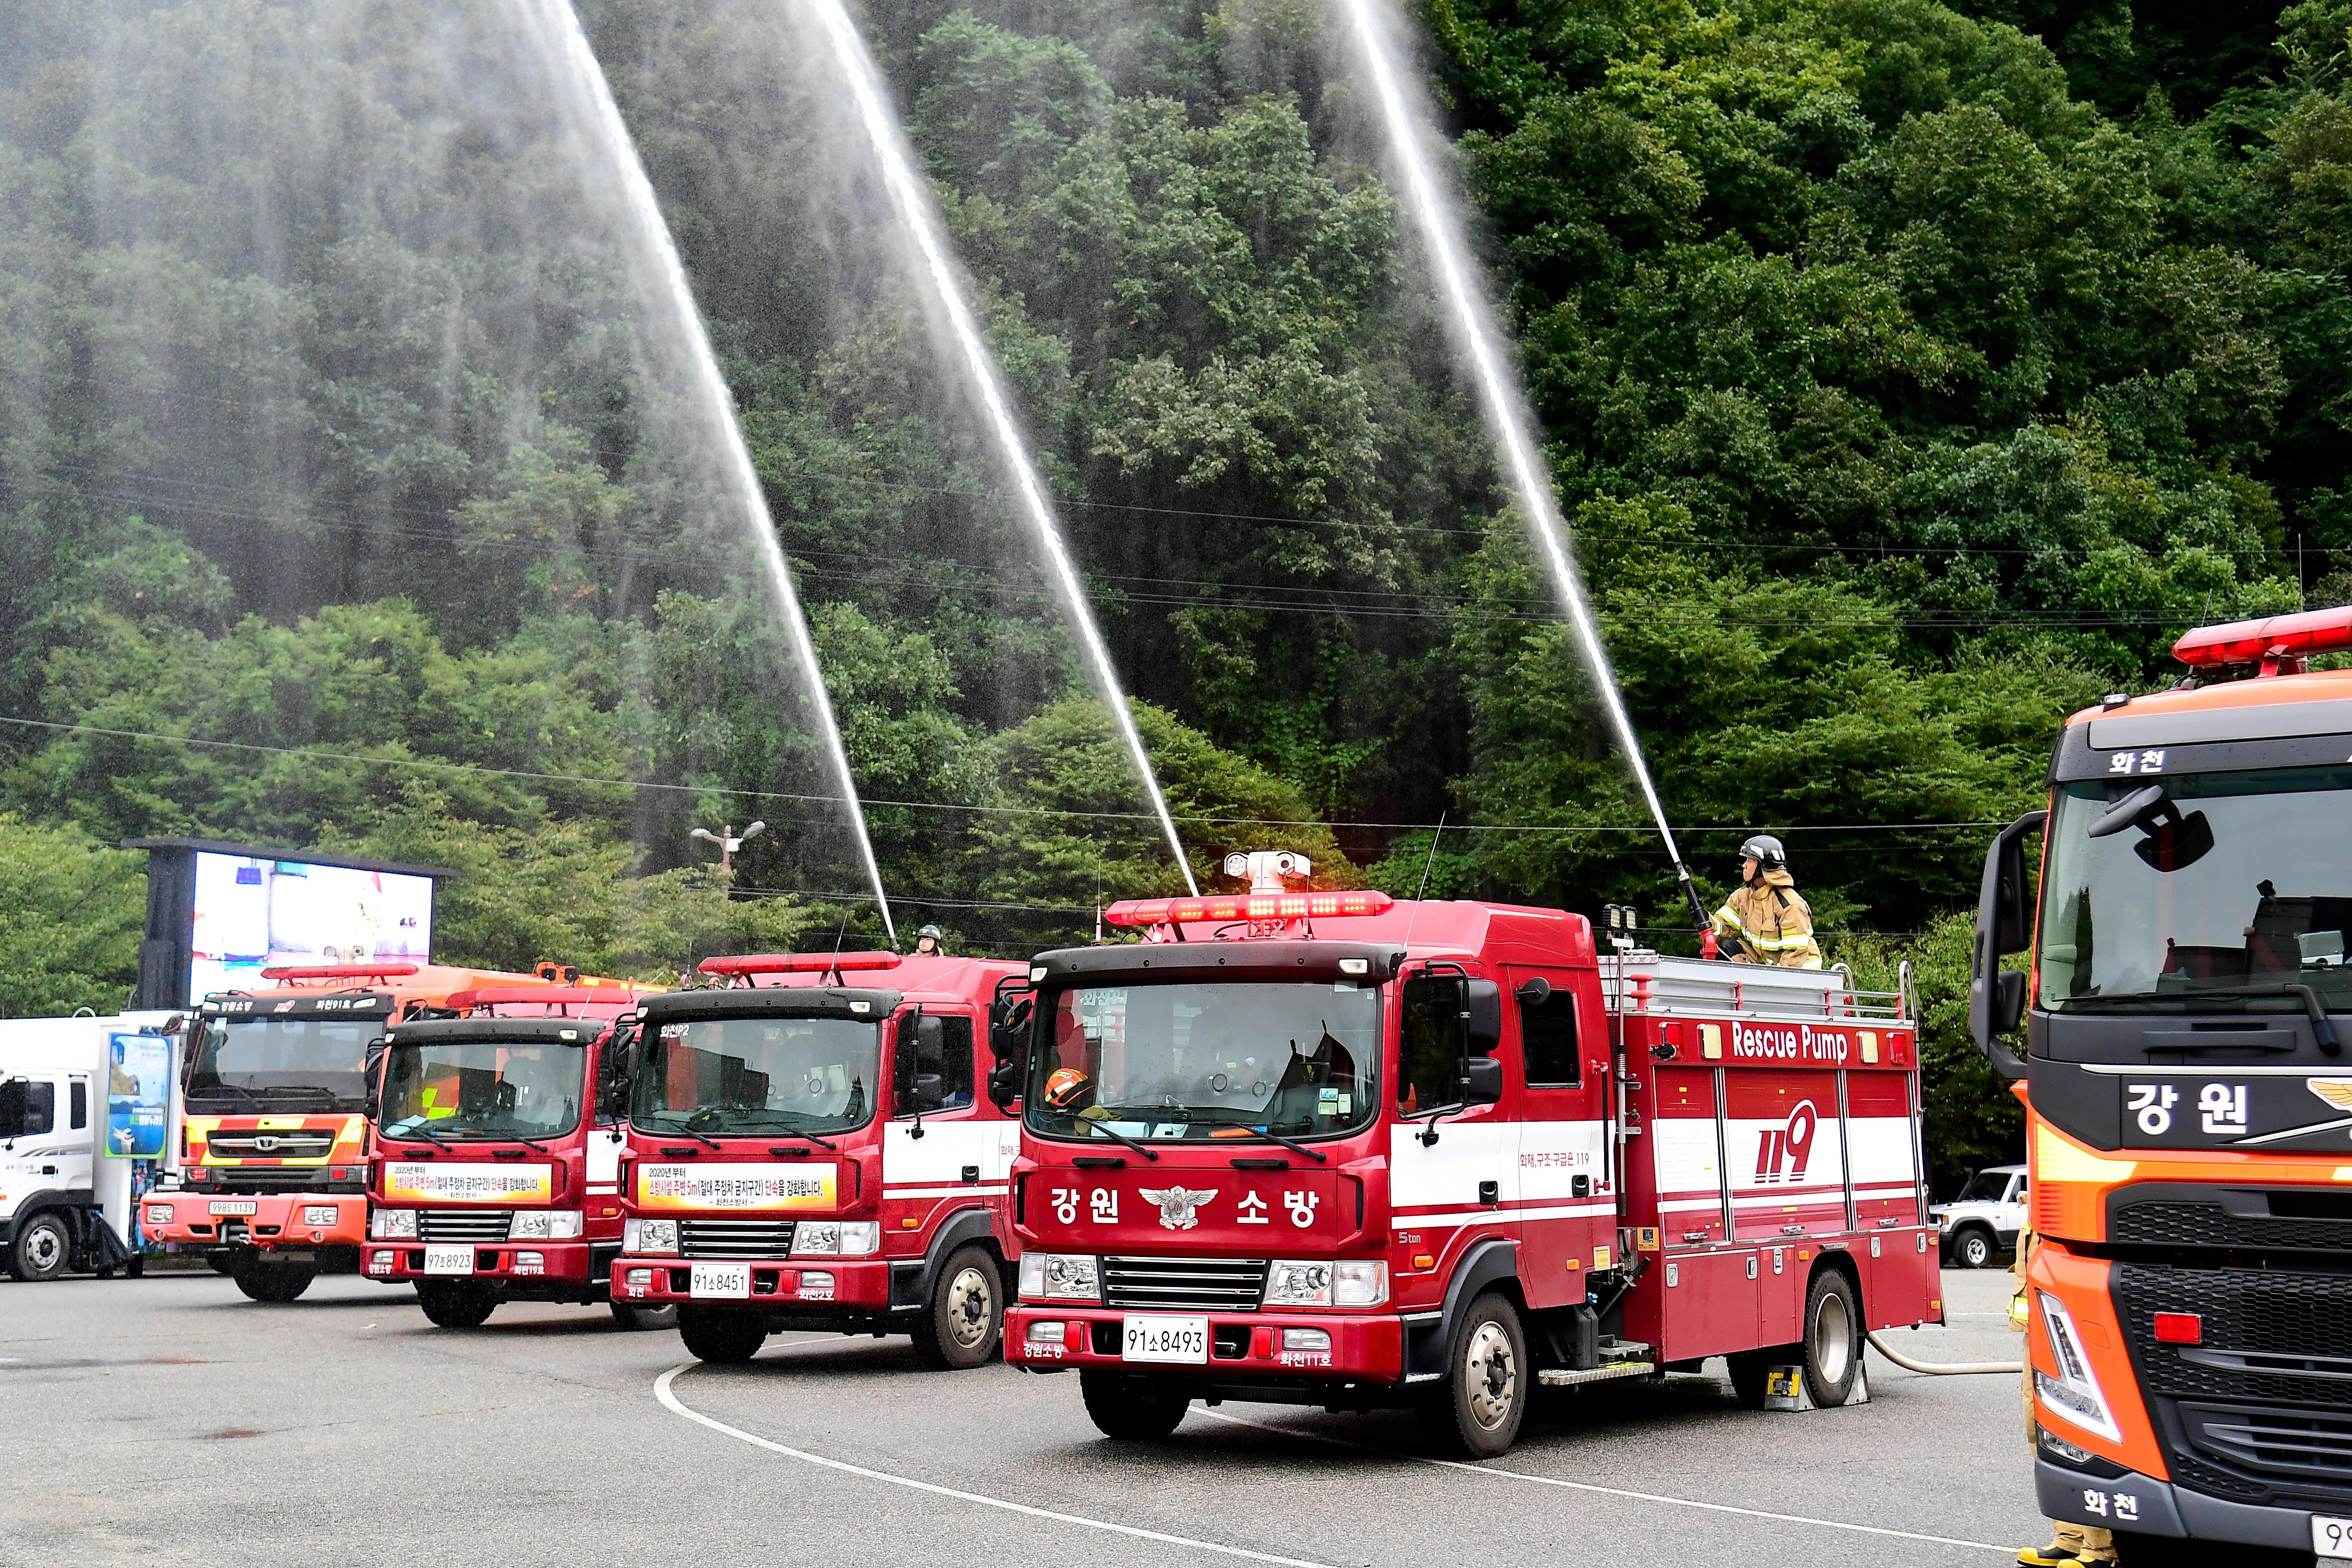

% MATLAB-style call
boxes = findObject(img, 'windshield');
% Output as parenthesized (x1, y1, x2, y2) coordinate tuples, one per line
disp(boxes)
(378, 1040, 585, 1141)
(189, 1017, 377, 1109)
(634, 1015, 880, 1136)
(1955, 1169, 2017, 1203)
(2039, 765, 2352, 1013)
(1025, 979, 1382, 1143)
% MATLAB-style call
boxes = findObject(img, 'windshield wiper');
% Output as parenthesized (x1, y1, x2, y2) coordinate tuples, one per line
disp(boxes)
(646, 1114, 722, 1150)
(2067, 984, 2340, 1053)
(190, 1079, 265, 1109)
(385, 1120, 453, 1151)
(1197, 1119, 1328, 1163)
(1072, 1116, 1160, 1161)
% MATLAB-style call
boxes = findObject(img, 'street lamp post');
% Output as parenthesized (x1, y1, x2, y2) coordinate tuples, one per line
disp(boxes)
(689, 820, 766, 874)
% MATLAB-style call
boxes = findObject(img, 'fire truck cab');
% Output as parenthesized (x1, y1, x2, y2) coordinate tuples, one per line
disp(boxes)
(144, 961, 575, 1301)
(1000, 862, 1935, 1456)
(365, 981, 658, 1329)
(610, 952, 1027, 1368)
(1973, 605, 2352, 1556)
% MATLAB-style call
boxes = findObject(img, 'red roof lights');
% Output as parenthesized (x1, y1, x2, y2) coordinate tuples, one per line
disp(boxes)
(2173, 605, 2352, 671)
(260, 962, 421, 981)
(699, 952, 905, 977)
(1101, 890, 1396, 928)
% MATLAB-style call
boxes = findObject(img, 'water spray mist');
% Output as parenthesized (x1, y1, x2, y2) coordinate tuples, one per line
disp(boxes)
(519, 0, 898, 944)
(796, 0, 1203, 898)
(1337, 0, 1707, 932)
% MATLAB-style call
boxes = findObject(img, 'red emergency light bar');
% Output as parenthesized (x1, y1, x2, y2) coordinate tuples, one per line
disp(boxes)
(1103, 890, 1396, 928)
(2174, 605, 2352, 669)
(699, 952, 904, 976)
(260, 962, 420, 981)
(455, 986, 652, 1008)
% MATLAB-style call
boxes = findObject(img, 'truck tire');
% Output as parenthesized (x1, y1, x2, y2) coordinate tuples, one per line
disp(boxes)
(910, 1246, 1001, 1371)
(1726, 1348, 1778, 1408)
(1419, 1291, 1528, 1458)
(677, 1305, 768, 1364)
(609, 1301, 677, 1332)
(7, 1212, 72, 1281)
(1951, 1227, 1994, 1269)
(1801, 1270, 1863, 1407)
(231, 1256, 317, 1303)
(1079, 1370, 1190, 1440)
(207, 1251, 237, 1275)
(414, 1280, 498, 1328)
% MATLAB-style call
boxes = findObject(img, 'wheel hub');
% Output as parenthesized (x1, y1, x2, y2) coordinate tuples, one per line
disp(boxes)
(946, 1265, 993, 1349)
(1813, 1291, 1853, 1384)
(25, 1228, 62, 1271)
(1465, 1321, 1516, 1429)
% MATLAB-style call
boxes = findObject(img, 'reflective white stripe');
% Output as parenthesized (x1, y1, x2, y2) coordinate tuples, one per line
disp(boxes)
(882, 1185, 1008, 1199)
(1730, 1191, 1841, 1209)
(1657, 1197, 1723, 1213)
(1392, 1201, 1616, 1227)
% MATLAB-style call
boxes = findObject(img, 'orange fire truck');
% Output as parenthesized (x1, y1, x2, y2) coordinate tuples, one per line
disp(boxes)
(999, 852, 1937, 1455)
(143, 961, 581, 1301)
(1972, 605, 2352, 1560)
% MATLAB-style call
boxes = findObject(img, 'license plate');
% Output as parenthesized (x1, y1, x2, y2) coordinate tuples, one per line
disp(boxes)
(2315, 1515, 2352, 1559)
(1122, 1314, 1209, 1365)
(690, 1262, 751, 1300)
(208, 1200, 257, 1216)
(422, 1245, 475, 1276)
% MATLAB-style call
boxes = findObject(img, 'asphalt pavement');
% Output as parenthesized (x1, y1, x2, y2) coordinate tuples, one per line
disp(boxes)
(4, 1265, 2043, 1567)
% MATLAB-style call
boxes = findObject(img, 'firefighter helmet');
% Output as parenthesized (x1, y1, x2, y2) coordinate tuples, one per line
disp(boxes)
(917, 923, 944, 941)
(1737, 834, 1787, 869)
(1042, 1066, 1095, 1113)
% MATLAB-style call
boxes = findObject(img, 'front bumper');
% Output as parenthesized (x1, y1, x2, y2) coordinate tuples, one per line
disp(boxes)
(1004, 1304, 1406, 1384)
(2036, 1457, 2339, 1550)
(610, 1254, 890, 1310)
(143, 1192, 366, 1250)
(370, 1238, 598, 1285)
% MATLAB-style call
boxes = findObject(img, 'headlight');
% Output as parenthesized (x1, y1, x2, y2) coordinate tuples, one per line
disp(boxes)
(509, 1210, 585, 1241)
(2035, 1291, 2122, 1442)
(1266, 1261, 1334, 1308)
(792, 1221, 881, 1257)
(144, 1204, 173, 1227)
(624, 1217, 678, 1254)
(302, 1205, 340, 1227)
(1334, 1260, 1388, 1307)
(370, 1208, 418, 1239)
(1935, 1211, 1955, 1231)
(1017, 1252, 1099, 1301)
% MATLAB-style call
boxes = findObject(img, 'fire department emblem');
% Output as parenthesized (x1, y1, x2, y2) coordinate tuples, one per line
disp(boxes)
(1140, 1187, 1217, 1231)
(253, 1135, 281, 1152)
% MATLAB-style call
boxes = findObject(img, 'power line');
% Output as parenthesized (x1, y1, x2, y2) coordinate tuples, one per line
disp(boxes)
(0, 712, 2009, 837)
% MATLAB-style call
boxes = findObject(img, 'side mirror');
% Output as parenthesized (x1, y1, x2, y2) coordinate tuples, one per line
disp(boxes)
(1459, 979, 1503, 1055)
(987, 1059, 1020, 1113)
(912, 1073, 946, 1113)
(1968, 809, 2045, 1079)
(1460, 1055, 1504, 1106)
(913, 1015, 946, 1076)
(597, 1042, 635, 1119)
(989, 994, 1033, 1063)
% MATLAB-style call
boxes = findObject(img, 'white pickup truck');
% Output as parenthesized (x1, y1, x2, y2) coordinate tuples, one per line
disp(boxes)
(0, 1012, 179, 1280)
(1929, 1161, 2027, 1269)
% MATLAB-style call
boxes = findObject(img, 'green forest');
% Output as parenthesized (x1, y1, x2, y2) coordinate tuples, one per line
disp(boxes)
(6, 0, 2349, 1178)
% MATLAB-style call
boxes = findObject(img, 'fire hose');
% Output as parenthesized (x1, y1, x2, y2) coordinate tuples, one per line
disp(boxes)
(1866, 1330, 2020, 1375)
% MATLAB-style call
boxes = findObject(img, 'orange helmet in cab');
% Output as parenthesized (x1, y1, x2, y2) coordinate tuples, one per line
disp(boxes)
(1042, 1066, 1095, 1113)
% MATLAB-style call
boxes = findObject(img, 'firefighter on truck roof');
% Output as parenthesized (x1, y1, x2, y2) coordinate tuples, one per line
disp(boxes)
(1711, 834, 1824, 970)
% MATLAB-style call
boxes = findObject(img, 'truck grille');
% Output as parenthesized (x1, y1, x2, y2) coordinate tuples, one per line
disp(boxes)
(2117, 1263, 2352, 1404)
(206, 1166, 338, 1191)
(2180, 1403, 2352, 1485)
(206, 1131, 338, 1159)
(2111, 1196, 2352, 1255)
(1102, 1256, 1267, 1312)
(417, 1210, 512, 1243)
(678, 1219, 795, 1260)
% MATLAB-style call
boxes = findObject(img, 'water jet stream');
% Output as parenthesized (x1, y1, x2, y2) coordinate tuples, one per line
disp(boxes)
(1336, 0, 1707, 927)
(516, 0, 898, 944)
(792, 0, 1202, 897)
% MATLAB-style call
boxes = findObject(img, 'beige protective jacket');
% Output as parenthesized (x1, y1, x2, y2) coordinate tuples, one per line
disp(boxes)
(1712, 869, 1824, 970)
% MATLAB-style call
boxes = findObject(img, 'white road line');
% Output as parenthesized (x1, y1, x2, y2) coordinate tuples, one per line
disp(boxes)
(653, 1364, 1336, 1568)
(1193, 1410, 2011, 1556)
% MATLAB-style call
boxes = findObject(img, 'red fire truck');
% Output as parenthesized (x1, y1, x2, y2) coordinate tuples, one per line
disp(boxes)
(1970, 605, 2352, 1558)
(998, 855, 1937, 1455)
(143, 961, 574, 1301)
(364, 981, 659, 1329)
(609, 951, 1029, 1368)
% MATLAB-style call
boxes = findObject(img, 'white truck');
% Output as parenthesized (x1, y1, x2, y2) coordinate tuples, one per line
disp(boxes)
(1928, 1161, 2027, 1269)
(0, 1011, 180, 1281)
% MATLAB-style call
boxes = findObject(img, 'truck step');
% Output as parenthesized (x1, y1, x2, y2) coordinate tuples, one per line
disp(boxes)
(1538, 1354, 1655, 1387)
